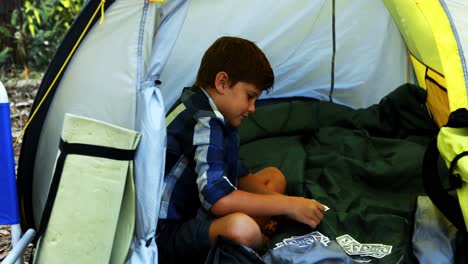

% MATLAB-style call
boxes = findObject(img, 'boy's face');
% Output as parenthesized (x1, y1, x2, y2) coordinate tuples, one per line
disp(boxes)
(216, 81, 261, 127)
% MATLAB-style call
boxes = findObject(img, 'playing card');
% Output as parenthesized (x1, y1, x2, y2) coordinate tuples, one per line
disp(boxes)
(277, 231, 331, 249)
(283, 235, 315, 247)
(313, 233, 330, 246)
(291, 233, 315, 240)
(273, 241, 285, 250)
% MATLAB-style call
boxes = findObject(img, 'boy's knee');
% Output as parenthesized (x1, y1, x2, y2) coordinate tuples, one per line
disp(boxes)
(265, 167, 287, 193)
(223, 213, 262, 248)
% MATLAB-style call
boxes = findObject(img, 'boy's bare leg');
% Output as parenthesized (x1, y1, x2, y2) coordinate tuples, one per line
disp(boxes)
(209, 212, 263, 249)
(208, 168, 287, 250)
(238, 167, 287, 195)
(238, 167, 287, 236)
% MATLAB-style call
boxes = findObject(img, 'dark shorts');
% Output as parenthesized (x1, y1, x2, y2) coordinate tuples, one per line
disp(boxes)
(156, 209, 214, 264)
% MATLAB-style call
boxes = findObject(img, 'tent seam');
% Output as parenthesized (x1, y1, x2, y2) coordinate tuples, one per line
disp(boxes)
(137, 1, 149, 94)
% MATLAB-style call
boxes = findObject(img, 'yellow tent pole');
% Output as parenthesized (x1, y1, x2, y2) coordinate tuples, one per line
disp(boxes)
(417, 1, 468, 111)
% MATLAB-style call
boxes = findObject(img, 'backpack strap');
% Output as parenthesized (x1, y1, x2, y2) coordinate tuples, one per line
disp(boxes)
(422, 108, 468, 233)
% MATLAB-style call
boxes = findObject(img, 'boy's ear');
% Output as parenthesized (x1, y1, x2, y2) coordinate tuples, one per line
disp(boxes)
(214, 71, 229, 94)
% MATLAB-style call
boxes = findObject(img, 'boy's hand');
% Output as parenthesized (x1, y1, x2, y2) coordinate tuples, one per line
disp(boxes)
(286, 197, 325, 228)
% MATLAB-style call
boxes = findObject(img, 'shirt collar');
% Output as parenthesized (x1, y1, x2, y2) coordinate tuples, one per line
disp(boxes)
(200, 87, 226, 122)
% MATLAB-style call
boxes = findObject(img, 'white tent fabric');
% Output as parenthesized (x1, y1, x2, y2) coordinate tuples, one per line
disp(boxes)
(153, 0, 412, 112)
(33, 0, 414, 263)
(128, 82, 165, 264)
(33, 0, 146, 224)
(127, 1, 187, 263)
(127, 3, 165, 264)
(30, 1, 162, 263)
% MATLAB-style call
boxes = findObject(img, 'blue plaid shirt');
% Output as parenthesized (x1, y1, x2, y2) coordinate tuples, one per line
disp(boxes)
(159, 86, 249, 221)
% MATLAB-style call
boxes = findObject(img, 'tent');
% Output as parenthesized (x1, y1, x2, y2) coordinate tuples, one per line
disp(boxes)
(11, 0, 468, 263)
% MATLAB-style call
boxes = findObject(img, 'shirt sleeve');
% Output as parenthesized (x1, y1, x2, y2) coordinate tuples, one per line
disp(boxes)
(193, 117, 236, 211)
(237, 159, 249, 178)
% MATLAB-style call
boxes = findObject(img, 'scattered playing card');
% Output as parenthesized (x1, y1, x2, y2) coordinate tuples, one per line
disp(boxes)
(283, 236, 314, 247)
(311, 231, 330, 246)
(273, 231, 330, 250)
(275, 242, 285, 248)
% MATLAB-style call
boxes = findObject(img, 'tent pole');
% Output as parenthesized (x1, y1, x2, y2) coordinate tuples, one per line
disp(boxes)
(10, 224, 22, 264)
(2, 228, 36, 264)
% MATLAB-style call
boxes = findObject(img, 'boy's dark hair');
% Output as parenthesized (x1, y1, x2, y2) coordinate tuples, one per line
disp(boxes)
(194, 36, 274, 92)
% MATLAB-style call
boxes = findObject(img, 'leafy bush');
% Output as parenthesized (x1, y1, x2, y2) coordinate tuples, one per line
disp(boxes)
(0, 0, 85, 74)
(23, 0, 84, 68)
(0, 23, 13, 70)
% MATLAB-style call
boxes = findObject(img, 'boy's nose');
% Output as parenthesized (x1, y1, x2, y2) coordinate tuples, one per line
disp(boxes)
(248, 101, 256, 112)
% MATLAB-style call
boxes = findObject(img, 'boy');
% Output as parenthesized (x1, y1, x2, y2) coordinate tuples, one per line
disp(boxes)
(157, 36, 325, 263)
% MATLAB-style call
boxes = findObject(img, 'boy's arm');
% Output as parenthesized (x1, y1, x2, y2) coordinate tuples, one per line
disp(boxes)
(192, 117, 323, 228)
(211, 190, 325, 228)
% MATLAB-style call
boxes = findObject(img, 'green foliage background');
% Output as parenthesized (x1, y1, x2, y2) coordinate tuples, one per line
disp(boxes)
(0, 0, 85, 76)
